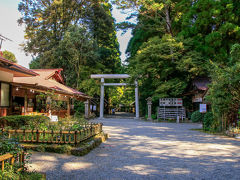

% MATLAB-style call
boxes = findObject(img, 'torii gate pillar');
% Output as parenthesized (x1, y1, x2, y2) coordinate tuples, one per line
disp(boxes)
(91, 74, 139, 119)
(135, 80, 139, 118)
(100, 78, 104, 118)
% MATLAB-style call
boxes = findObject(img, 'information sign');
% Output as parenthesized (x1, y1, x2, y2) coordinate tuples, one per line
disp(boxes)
(51, 115, 58, 122)
(199, 104, 207, 113)
(159, 98, 183, 106)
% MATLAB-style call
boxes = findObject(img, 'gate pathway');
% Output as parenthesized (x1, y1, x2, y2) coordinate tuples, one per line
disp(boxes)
(29, 118, 240, 180)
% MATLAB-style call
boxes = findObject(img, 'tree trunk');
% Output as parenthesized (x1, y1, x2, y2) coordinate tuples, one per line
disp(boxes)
(165, 5, 172, 36)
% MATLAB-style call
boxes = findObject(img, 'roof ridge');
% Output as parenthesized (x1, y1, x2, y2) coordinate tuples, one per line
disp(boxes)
(31, 68, 63, 71)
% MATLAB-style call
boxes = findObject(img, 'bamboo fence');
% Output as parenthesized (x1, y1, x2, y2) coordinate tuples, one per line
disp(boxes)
(1, 123, 103, 145)
(0, 152, 25, 172)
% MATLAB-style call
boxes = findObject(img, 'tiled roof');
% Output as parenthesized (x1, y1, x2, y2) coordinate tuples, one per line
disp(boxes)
(32, 69, 64, 83)
(13, 69, 90, 99)
(31, 69, 62, 78)
(0, 56, 38, 76)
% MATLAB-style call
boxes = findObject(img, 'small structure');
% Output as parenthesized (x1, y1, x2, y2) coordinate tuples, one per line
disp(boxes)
(91, 74, 139, 119)
(146, 97, 152, 121)
(0, 56, 90, 117)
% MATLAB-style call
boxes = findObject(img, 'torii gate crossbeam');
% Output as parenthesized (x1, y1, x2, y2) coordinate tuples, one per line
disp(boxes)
(91, 74, 139, 119)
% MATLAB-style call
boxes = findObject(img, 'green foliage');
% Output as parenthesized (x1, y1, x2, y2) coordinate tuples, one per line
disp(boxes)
(207, 43, 240, 130)
(0, 114, 87, 133)
(108, 86, 135, 108)
(191, 111, 204, 123)
(128, 34, 188, 114)
(73, 101, 85, 117)
(2, 50, 17, 63)
(20, 171, 45, 180)
(36, 91, 67, 113)
(203, 112, 214, 131)
(0, 135, 22, 156)
(19, 0, 121, 102)
(0, 164, 20, 180)
(0, 168, 44, 180)
(56, 25, 100, 91)
(0, 115, 50, 129)
(44, 144, 72, 154)
(151, 114, 157, 119)
(178, 0, 240, 64)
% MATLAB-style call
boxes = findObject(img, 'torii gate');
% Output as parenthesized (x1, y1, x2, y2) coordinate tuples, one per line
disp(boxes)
(91, 74, 139, 119)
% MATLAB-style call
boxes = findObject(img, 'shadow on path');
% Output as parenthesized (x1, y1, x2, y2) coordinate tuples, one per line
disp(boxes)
(29, 118, 240, 180)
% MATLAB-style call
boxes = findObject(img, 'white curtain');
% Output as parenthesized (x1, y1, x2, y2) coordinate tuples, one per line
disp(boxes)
(1, 83, 10, 106)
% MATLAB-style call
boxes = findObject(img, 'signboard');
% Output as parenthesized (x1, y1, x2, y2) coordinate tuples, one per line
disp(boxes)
(51, 115, 58, 122)
(199, 104, 207, 113)
(159, 98, 183, 106)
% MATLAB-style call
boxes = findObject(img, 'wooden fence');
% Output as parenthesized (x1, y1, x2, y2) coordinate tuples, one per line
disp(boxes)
(1, 123, 103, 145)
(0, 152, 25, 171)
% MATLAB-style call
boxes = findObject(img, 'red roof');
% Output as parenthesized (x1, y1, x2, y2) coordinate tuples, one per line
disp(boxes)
(0, 56, 38, 76)
(31, 69, 64, 83)
(13, 69, 90, 99)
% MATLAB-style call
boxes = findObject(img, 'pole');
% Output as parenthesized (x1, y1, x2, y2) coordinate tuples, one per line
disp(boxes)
(100, 78, 104, 118)
(135, 80, 139, 118)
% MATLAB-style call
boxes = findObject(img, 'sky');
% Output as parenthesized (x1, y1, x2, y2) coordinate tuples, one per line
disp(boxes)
(0, 0, 132, 68)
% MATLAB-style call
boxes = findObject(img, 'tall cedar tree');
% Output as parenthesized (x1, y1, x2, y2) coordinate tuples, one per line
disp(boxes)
(19, 0, 121, 97)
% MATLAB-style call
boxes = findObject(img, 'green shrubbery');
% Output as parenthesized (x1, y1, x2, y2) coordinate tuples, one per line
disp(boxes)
(191, 111, 204, 122)
(0, 115, 88, 131)
(0, 133, 44, 180)
(203, 112, 214, 131)
(151, 114, 157, 119)
(0, 136, 22, 156)
(0, 115, 50, 129)
(0, 167, 44, 180)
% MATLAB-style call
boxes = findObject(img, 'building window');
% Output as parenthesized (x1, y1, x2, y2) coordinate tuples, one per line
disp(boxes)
(1, 83, 10, 107)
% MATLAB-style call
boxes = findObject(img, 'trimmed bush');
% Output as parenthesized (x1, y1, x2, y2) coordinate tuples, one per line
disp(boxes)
(0, 115, 50, 129)
(191, 111, 204, 122)
(151, 114, 157, 119)
(203, 112, 214, 131)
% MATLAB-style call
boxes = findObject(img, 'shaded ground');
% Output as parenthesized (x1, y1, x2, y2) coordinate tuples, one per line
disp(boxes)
(105, 112, 135, 119)
(29, 118, 240, 180)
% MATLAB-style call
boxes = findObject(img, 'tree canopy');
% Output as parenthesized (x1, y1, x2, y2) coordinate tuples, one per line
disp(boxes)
(2, 50, 17, 63)
(19, 0, 240, 128)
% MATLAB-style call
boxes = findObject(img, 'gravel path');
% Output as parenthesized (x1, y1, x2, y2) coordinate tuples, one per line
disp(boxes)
(29, 118, 240, 180)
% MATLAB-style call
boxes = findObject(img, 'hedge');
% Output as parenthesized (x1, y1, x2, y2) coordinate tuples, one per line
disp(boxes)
(203, 112, 214, 131)
(0, 115, 50, 129)
(191, 111, 204, 122)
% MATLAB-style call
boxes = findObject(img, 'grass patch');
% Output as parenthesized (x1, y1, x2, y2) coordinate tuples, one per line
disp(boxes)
(0, 169, 45, 180)
(20, 171, 46, 180)
(190, 128, 225, 135)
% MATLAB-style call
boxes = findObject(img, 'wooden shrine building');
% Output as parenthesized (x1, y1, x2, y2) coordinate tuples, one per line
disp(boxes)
(0, 56, 90, 117)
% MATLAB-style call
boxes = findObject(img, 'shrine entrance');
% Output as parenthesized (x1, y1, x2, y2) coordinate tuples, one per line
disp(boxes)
(91, 74, 139, 119)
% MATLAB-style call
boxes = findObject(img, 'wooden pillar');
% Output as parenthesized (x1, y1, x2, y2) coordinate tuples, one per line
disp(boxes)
(24, 89, 28, 115)
(67, 97, 70, 117)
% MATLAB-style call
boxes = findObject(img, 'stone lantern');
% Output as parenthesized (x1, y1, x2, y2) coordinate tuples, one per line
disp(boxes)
(146, 97, 152, 121)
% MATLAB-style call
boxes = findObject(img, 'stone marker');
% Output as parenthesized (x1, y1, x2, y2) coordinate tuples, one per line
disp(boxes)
(146, 97, 152, 121)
